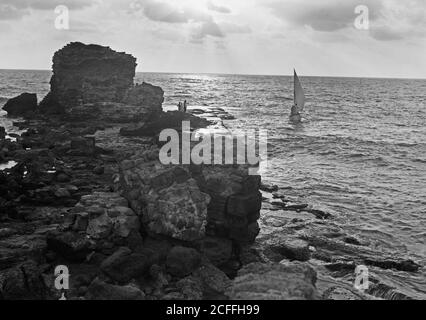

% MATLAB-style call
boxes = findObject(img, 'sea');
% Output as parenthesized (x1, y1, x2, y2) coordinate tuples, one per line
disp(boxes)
(1, 69, 425, 298)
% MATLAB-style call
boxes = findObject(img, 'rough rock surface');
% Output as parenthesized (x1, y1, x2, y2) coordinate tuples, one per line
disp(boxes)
(0, 260, 48, 300)
(100, 247, 150, 284)
(40, 42, 136, 113)
(118, 147, 262, 255)
(119, 152, 210, 241)
(2, 93, 37, 116)
(122, 82, 164, 116)
(72, 192, 140, 241)
(226, 262, 319, 300)
(120, 111, 211, 137)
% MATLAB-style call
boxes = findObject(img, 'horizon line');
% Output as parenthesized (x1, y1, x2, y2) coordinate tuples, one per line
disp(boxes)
(0, 68, 425, 81)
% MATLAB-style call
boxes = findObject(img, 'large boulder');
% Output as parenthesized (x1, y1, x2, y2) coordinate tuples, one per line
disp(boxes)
(226, 262, 319, 300)
(122, 82, 164, 115)
(72, 192, 141, 242)
(119, 155, 210, 241)
(118, 145, 262, 262)
(100, 247, 150, 284)
(201, 165, 261, 244)
(39, 42, 136, 113)
(2, 93, 37, 116)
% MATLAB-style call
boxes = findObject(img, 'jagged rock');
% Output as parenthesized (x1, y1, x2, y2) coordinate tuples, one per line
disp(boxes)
(2, 93, 37, 116)
(146, 178, 210, 241)
(0, 234, 47, 269)
(192, 262, 231, 299)
(226, 262, 319, 300)
(0, 260, 48, 300)
(322, 287, 364, 300)
(118, 146, 262, 250)
(164, 276, 203, 300)
(162, 262, 229, 300)
(200, 165, 261, 244)
(122, 82, 164, 115)
(270, 238, 311, 262)
(119, 155, 210, 241)
(86, 278, 145, 300)
(166, 246, 201, 278)
(100, 247, 150, 284)
(46, 231, 93, 262)
(40, 42, 136, 113)
(72, 192, 140, 242)
(120, 111, 211, 137)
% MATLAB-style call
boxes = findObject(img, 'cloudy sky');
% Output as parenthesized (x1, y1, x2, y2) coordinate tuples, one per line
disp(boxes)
(0, 0, 425, 78)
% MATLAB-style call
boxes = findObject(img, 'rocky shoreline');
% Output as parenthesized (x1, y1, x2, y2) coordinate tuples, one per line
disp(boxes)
(0, 43, 423, 300)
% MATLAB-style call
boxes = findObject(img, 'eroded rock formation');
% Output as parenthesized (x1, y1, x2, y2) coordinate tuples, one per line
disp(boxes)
(39, 42, 137, 113)
(118, 146, 262, 267)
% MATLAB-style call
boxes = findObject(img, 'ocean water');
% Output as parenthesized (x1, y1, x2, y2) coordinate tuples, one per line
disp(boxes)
(1, 70, 425, 297)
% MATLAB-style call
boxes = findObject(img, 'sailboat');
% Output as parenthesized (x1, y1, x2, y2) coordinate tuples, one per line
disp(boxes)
(289, 69, 305, 123)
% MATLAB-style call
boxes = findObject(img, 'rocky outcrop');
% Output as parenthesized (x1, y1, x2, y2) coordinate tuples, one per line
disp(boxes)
(122, 82, 164, 116)
(119, 153, 210, 241)
(120, 111, 211, 137)
(72, 192, 140, 243)
(226, 262, 319, 300)
(118, 146, 262, 268)
(2, 93, 37, 116)
(40, 42, 137, 113)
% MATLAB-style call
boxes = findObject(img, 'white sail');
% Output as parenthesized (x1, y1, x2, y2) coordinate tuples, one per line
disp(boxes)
(293, 69, 305, 114)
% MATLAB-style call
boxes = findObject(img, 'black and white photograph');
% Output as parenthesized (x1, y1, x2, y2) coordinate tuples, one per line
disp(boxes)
(0, 0, 425, 306)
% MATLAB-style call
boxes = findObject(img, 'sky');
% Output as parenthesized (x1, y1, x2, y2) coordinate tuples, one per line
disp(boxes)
(0, 0, 425, 78)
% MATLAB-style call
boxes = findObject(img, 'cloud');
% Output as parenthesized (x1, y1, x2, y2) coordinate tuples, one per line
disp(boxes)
(143, 1, 188, 23)
(219, 22, 251, 34)
(1, 0, 95, 10)
(0, 4, 28, 20)
(265, 0, 383, 32)
(207, 1, 231, 14)
(0, 0, 95, 20)
(369, 0, 426, 41)
(192, 20, 224, 41)
(135, 0, 212, 24)
(263, 0, 426, 42)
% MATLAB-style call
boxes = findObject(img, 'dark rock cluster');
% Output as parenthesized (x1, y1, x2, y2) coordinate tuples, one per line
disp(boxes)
(40, 42, 137, 113)
(2, 93, 37, 116)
